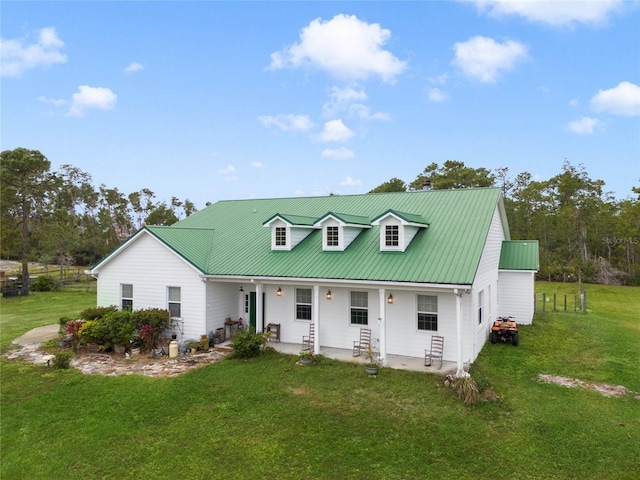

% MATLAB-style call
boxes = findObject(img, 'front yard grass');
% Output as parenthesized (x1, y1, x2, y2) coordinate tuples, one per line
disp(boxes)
(1, 285, 638, 479)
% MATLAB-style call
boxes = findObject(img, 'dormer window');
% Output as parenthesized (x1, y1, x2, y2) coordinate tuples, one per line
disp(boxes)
(385, 225, 399, 247)
(314, 212, 370, 252)
(326, 226, 339, 247)
(263, 214, 318, 251)
(372, 210, 429, 252)
(275, 227, 287, 247)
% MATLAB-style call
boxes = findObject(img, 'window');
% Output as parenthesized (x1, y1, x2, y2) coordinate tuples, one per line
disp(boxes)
(478, 291, 484, 325)
(385, 225, 399, 247)
(350, 291, 368, 325)
(244, 294, 249, 314)
(275, 227, 287, 246)
(296, 288, 312, 321)
(326, 226, 339, 247)
(417, 295, 438, 331)
(168, 286, 181, 318)
(121, 284, 133, 311)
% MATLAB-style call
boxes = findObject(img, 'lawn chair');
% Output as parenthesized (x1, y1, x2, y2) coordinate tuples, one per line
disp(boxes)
(352, 328, 371, 357)
(424, 335, 444, 369)
(301, 323, 314, 351)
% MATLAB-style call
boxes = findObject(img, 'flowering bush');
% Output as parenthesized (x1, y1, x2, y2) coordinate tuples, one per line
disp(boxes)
(138, 324, 157, 351)
(65, 320, 85, 349)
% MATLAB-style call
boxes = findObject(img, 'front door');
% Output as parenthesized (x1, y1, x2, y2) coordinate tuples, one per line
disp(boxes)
(249, 292, 266, 331)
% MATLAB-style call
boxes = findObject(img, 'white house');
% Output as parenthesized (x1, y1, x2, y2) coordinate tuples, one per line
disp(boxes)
(90, 188, 538, 373)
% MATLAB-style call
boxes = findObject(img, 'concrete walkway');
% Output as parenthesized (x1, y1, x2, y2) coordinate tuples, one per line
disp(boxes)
(12, 324, 60, 346)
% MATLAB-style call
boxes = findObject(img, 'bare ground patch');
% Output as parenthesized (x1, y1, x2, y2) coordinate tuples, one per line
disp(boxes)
(538, 374, 633, 398)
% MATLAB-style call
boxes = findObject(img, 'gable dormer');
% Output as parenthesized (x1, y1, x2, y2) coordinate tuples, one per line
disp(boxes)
(263, 214, 318, 251)
(313, 212, 370, 252)
(371, 210, 429, 252)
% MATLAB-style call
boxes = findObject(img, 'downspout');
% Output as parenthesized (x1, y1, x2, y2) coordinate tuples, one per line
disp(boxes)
(454, 288, 464, 376)
(313, 285, 320, 355)
(378, 288, 387, 366)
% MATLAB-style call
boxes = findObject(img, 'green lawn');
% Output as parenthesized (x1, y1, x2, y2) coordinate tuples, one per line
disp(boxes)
(1, 285, 638, 480)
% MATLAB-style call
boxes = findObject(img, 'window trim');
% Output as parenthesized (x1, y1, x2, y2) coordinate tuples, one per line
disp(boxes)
(121, 283, 133, 311)
(350, 291, 369, 325)
(385, 225, 399, 247)
(275, 226, 287, 247)
(295, 287, 312, 321)
(326, 226, 339, 247)
(168, 286, 182, 318)
(417, 294, 438, 331)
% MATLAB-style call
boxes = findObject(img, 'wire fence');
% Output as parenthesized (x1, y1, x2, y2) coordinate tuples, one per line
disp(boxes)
(535, 291, 587, 313)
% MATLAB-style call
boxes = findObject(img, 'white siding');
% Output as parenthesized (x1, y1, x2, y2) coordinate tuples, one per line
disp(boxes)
(470, 207, 506, 361)
(498, 271, 535, 324)
(95, 232, 206, 340)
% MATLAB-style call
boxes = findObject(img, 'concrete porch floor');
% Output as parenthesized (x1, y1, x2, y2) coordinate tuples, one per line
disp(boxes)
(264, 340, 457, 374)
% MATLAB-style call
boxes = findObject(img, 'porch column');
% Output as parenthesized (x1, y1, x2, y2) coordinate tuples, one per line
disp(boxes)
(256, 283, 264, 333)
(313, 285, 320, 354)
(378, 288, 387, 366)
(454, 288, 464, 375)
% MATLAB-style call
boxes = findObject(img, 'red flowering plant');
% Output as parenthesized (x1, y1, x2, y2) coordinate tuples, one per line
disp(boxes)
(137, 324, 157, 351)
(65, 320, 85, 350)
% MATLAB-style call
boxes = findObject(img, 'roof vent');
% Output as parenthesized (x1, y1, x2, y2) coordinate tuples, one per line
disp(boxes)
(422, 180, 432, 191)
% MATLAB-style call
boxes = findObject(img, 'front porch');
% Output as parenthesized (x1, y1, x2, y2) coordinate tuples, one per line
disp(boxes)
(264, 340, 457, 374)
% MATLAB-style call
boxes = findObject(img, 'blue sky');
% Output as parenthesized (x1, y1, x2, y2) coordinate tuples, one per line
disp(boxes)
(2, 1, 639, 209)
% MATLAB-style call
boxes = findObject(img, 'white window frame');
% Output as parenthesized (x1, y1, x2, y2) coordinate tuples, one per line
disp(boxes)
(385, 225, 399, 247)
(350, 291, 368, 325)
(275, 226, 287, 247)
(168, 286, 181, 318)
(295, 288, 312, 321)
(121, 284, 133, 311)
(326, 226, 339, 247)
(417, 294, 438, 331)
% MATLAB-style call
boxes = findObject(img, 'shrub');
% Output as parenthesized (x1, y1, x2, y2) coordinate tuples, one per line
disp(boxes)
(80, 305, 118, 321)
(231, 328, 267, 359)
(78, 310, 135, 350)
(53, 350, 73, 369)
(30, 275, 59, 292)
(447, 373, 480, 405)
(131, 308, 171, 332)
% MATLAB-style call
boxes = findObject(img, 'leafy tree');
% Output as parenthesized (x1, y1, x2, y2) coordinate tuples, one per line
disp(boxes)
(0, 148, 55, 294)
(409, 160, 496, 190)
(368, 177, 407, 193)
(144, 203, 179, 226)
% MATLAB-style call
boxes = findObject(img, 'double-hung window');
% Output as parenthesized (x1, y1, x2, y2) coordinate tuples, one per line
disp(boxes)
(350, 291, 368, 325)
(121, 284, 133, 311)
(296, 288, 312, 321)
(417, 295, 438, 331)
(168, 286, 181, 318)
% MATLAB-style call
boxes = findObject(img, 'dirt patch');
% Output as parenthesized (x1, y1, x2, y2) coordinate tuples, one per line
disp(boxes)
(3, 343, 232, 378)
(538, 374, 631, 398)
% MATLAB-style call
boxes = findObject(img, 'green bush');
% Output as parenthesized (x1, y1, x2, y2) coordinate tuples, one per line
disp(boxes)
(30, 275, 59, 292)
(53, 350, 73, 369)
(131, 308, 171, 331)
(80, 305, 118, 321)
(78, 310, 134, 350)
(231, 328, 266, 359)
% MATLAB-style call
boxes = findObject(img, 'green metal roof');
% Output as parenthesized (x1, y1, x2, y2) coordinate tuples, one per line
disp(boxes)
(372, 209, 429, 225)
(262, 213, 317, 226)
(315, 212, 371, 226)
(499, 240, 539, 271)
(148, 187, 506, 285)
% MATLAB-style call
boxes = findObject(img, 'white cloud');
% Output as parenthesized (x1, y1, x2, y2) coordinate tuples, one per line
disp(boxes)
(321, 147, 355, 160)
(315, 119, 355, 143)
(428, 88, 449, 102)
(452, 36, 528, 83)
(250, 161, 263, 168)
(218, 165, 237, 175)
(468, 0, 625, 27)
(37, 96, 66, 107)
(258, 114, 315, 131)
(428, 73, 449, 85)
(1, 27, 67, 77)
(589, 81, 640, 116)
(125, 61, 144, 73)
(567, 116, 600, 135)
(322, 85, 389, 120)
(268, 14, 407, 82)
(67, 85, 117, 117)
(340, 176, 362, 187)
(569, 98, 580, 107)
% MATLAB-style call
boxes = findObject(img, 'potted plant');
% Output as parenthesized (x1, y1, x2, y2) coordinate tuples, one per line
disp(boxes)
(298, 350, 314, 365)
(364, 343, 379, 375)
(187, 341, 200, 354)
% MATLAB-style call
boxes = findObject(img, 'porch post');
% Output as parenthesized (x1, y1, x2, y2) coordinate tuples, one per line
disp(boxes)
(454, 288, 464, 375)
(256, 283, 264, 333)
(313, 285, 320, 354)
(378, 288, 387, 366)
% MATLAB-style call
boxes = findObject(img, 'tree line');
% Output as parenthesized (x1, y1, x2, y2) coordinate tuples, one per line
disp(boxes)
(2, 149, 639, 293)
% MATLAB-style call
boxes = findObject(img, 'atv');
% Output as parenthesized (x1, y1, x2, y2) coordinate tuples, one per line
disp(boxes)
(491, 316, 519, 346)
